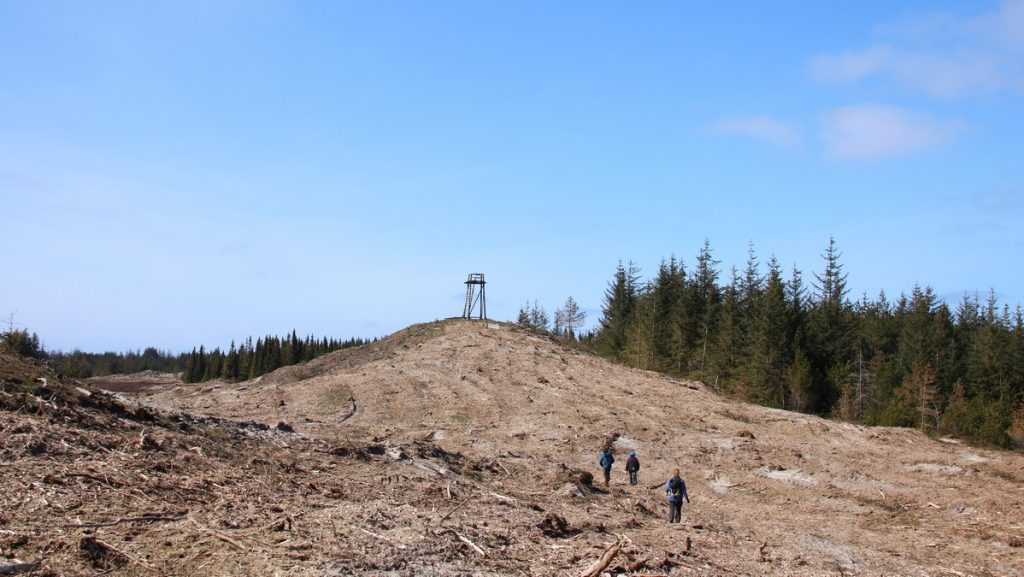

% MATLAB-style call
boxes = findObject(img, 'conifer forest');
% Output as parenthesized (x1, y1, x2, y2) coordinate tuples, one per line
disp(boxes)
(32, 332, 369, 384)
(588, 238, 1024, 447)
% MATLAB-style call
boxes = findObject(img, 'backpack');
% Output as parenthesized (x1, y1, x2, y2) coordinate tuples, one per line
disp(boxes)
(669, 477, 682, 497)
(599, 452, 613, 468)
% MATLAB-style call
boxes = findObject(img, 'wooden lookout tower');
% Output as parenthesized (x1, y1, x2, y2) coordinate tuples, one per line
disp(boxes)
(462, 273, 487, 320)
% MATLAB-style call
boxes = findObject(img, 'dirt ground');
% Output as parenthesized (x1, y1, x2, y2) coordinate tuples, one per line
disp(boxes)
(2, 320, 1023, 576)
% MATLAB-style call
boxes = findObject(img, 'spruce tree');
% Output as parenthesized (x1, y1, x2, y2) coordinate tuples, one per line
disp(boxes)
(749, 257, 789, 407)
(624, 284, 655, 370)
(596, 261, 639, 360)
(528, 301, 550, 332)
(516, 303, 530, 327)
(788, 346, 813, 412)
(739, 242, 764, 334)
(688, 240, 721, 371)
(710, 268, 741, 390)
(807, 237, 853, 413)
(652, 257, 686, 373)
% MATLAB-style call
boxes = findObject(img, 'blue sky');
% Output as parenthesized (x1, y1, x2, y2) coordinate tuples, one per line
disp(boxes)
(2, 1, 1023, 352)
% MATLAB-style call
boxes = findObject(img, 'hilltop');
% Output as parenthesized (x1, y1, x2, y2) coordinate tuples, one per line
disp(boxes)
(2, 319, 1023, 576)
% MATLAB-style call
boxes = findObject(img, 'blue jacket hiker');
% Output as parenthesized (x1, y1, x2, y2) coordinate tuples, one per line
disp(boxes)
(665, 468, 690, 523)
(599, 449, 614, 486)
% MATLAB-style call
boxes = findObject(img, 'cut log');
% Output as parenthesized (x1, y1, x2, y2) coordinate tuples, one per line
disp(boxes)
(580, 536, 627, 577)
(627, 556, 649, 571)
(0, 561, 39, 575)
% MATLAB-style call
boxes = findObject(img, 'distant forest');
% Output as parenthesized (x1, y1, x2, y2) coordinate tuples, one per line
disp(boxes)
(2, 329, 369, 384)
(585, 238, 1023, 448)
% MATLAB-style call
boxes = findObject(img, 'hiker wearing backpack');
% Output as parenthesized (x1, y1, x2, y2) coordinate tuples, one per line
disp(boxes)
(599, 448, 615, 486)
(625, 451, 640, 485)
(664, 468, 690, 523)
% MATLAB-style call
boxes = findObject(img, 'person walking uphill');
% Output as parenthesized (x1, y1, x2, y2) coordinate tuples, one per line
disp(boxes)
(665, 468, 690, 523)
(625, 451, 640, 485)
(599, 448, 614, 486)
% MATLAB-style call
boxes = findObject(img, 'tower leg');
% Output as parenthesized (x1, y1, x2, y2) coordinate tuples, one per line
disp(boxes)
(480, 286, 486, 320)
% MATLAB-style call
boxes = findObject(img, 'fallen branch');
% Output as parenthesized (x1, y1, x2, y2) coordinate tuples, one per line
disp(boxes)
(265, 516, 293, 532)
(495, 460, 512, 477)
(188, 519, 246, 551)
(0, 561, 38, 575)
(346, 524, 392, 543)
(64, 514, 184, 529)
(81, 536, 155, 571)
(436, 497, 472, 525)
(453, 531, 486, 556)
(580, 536, 627, 577)
(627, 556, 649, 571)
(66, 472, 123, 487)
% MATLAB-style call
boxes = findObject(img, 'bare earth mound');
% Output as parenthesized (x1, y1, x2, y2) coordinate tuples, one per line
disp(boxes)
(2, 320, 1023, 576)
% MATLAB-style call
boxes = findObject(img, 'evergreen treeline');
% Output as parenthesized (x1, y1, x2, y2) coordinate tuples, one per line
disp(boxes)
(0, 329, 45, 360)
(48, 347, 181, 378)
(19, 330, 369, 384)
(593, 239, 1024, 448)
(180, 331, 368, 383)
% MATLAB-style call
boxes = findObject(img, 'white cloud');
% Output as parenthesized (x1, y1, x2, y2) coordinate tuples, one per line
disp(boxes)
(708, 115, 802, 149)
(971, 0, 1024, 51)
(811, 1, 1024, 99)
(811, 45, 1007, 99)
(820, 104, 964, 160)
(889, 50, 1007, 98)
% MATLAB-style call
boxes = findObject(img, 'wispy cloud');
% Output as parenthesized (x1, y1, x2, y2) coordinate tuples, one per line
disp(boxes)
(969, 0, 1024, 51)
(810, 1, 1024, 99)
(707, 115, 802, 149)
(820, 104, 964, 160)
(810, 45, 1007, 99)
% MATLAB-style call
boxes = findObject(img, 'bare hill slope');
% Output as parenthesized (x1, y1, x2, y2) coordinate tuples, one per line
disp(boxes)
(4, 319, 1023, 576)
(138, 319, 1024, 576)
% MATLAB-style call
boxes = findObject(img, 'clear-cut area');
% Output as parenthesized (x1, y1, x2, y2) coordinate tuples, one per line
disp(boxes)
(2, 319, 1022, 576)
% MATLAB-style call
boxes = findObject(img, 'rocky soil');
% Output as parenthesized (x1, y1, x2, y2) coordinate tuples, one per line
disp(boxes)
(2, 320, 1023, 576)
